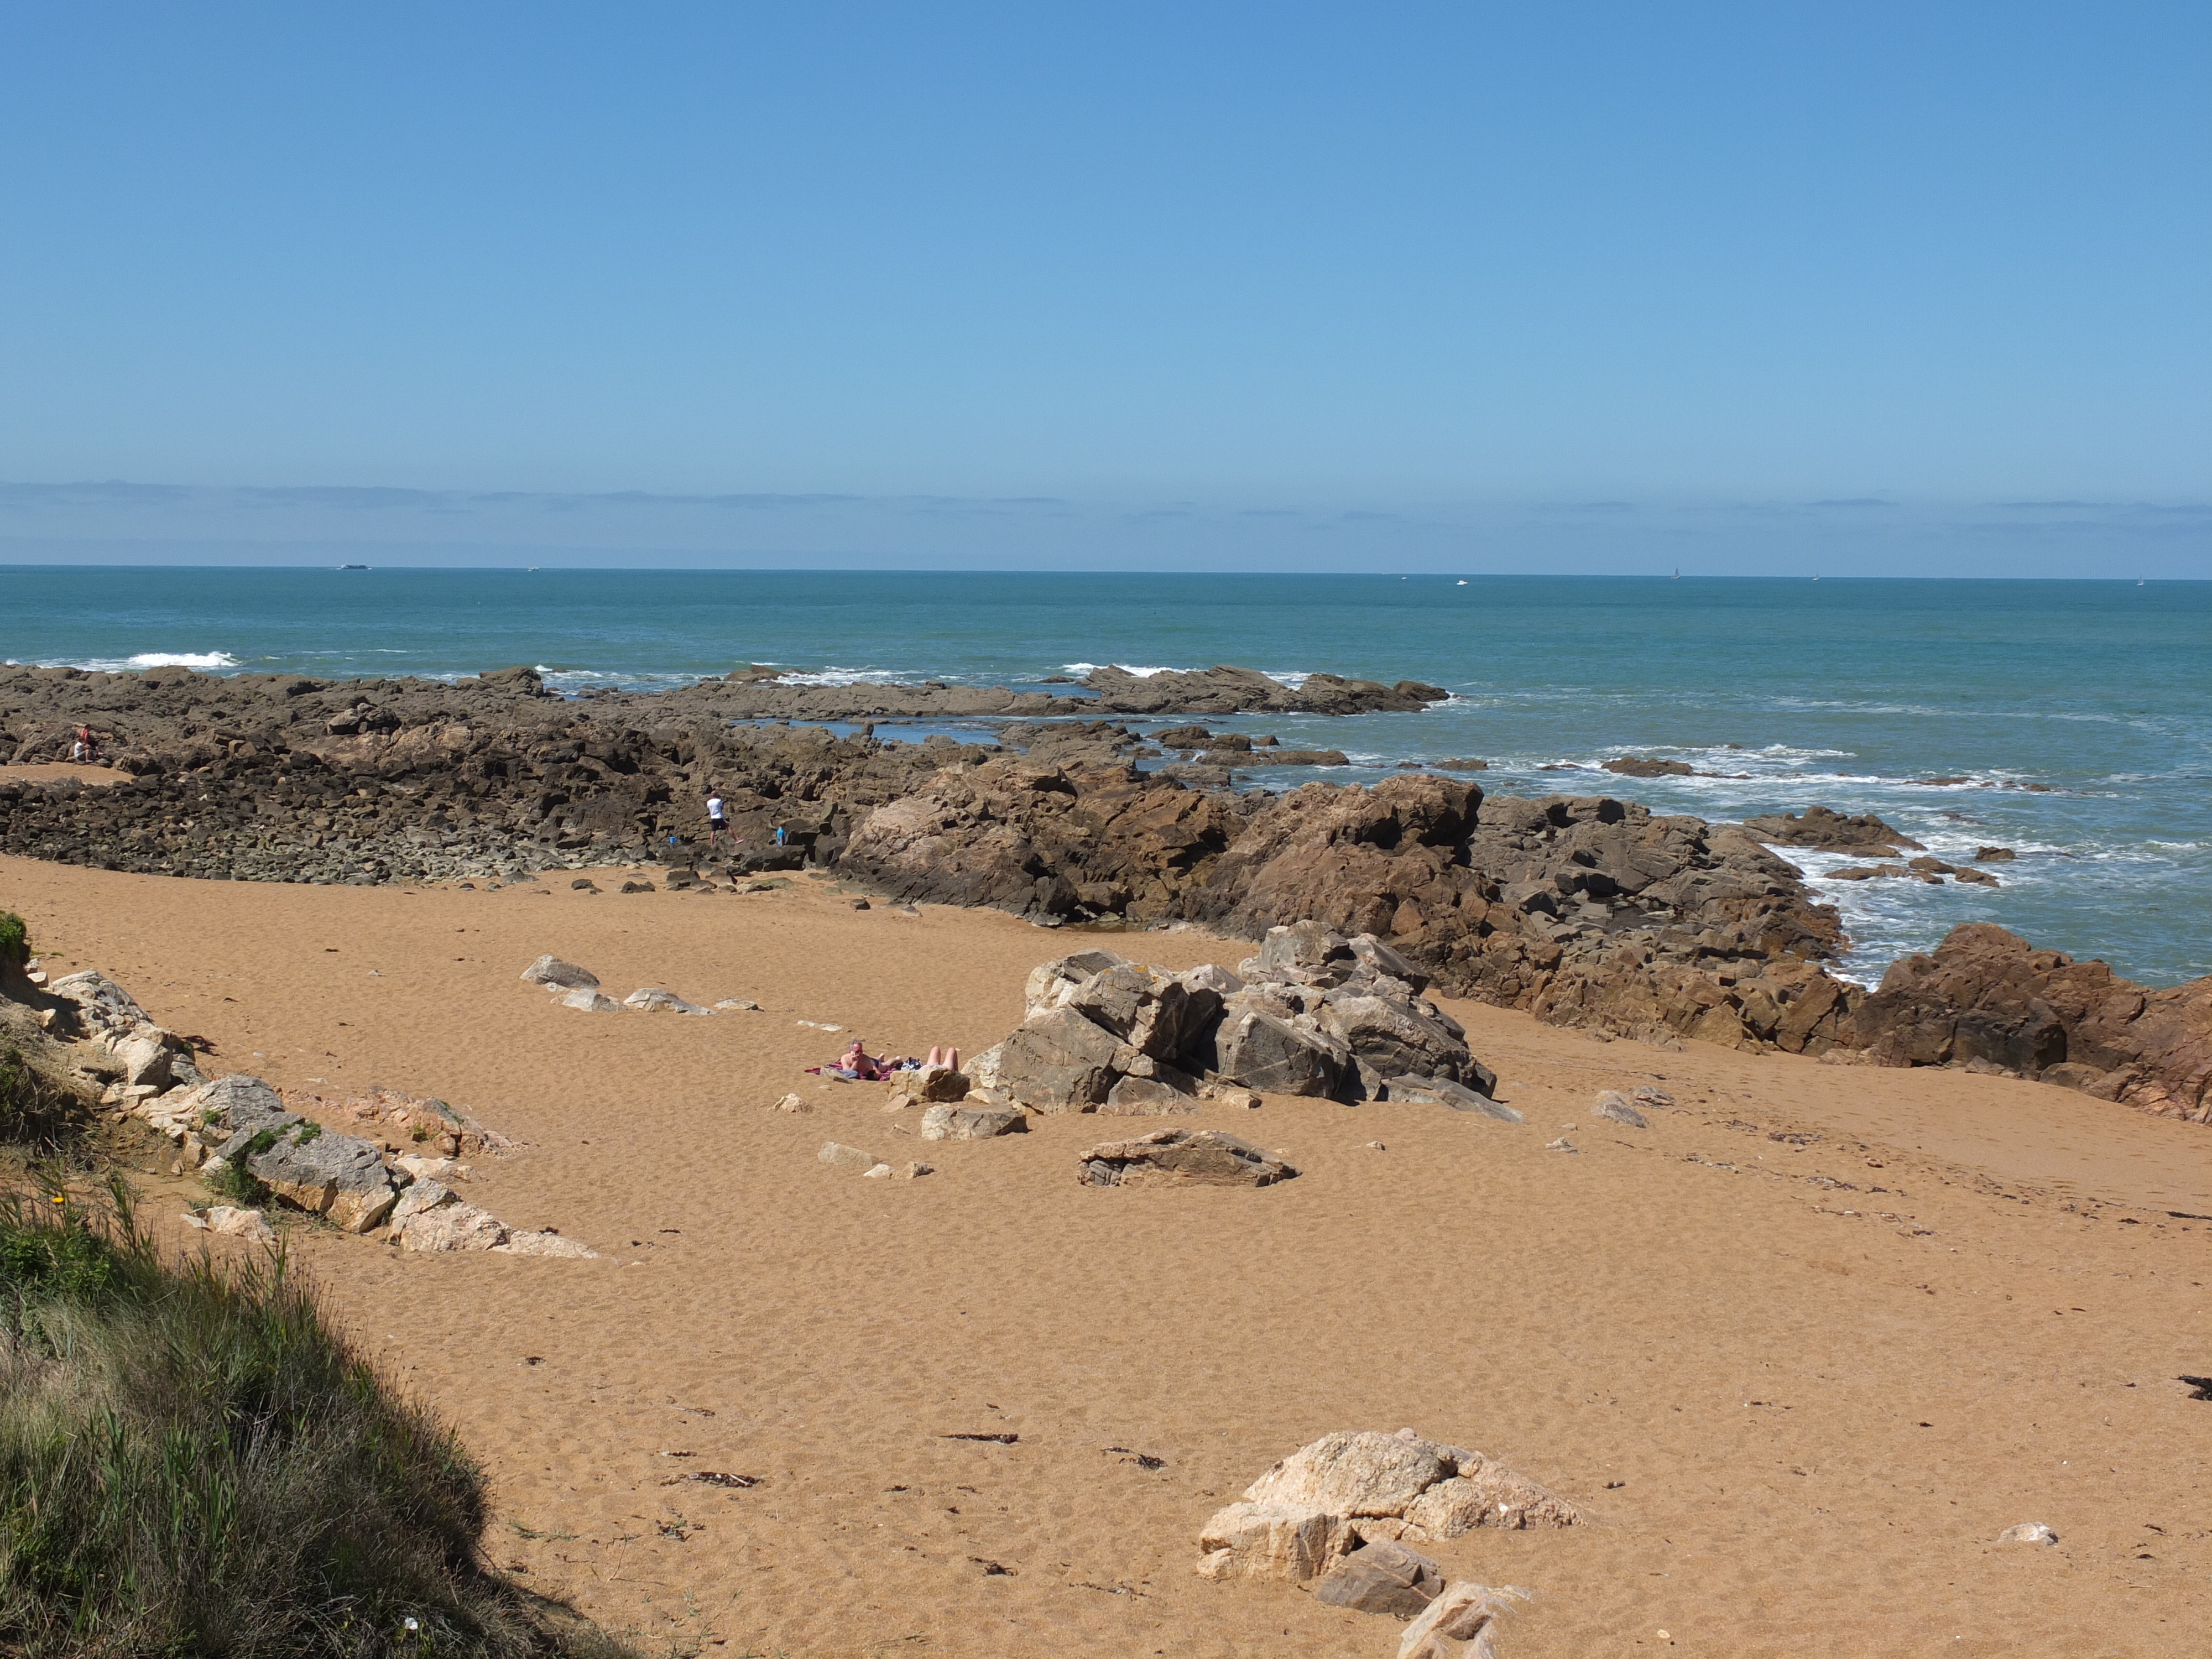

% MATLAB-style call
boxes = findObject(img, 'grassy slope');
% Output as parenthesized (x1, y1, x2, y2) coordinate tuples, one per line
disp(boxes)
(0, 1074, 630, 1657)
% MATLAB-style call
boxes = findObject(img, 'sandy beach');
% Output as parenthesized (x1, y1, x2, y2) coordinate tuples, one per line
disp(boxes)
(7, 851, 2208, 1657)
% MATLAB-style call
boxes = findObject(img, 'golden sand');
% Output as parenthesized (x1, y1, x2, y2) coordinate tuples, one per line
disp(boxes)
(7, 853, 2208, 1656)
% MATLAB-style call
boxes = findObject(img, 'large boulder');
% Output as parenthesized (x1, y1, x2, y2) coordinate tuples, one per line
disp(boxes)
(1078, 1127, 1297, 1188)
(1319, 994, 1472, 1089)
(1022, 948, 1131, 1016)
(971, 1004, 1125, 1111)
(195, 1074, 305, 1154)
(1210, 1002, 1353, 1099)
(1195, 1429, 1574, 1585)
(243, 1123, 398, 1233)
(1850, 923, 2212, 1121)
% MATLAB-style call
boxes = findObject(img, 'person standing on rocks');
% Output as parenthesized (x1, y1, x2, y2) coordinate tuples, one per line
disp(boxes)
(705, 789, 727, 853)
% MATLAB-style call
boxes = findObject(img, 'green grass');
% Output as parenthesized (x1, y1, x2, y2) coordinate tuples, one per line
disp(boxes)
(0, 1178, 633, 1657)
(0, 912, 27, 968)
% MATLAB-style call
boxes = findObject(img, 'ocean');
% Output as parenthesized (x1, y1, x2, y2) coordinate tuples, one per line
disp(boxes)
(4, 566, 2207, 990)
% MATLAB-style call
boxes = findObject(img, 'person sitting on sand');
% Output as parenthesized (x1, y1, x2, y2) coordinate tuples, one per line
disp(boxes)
(925, 1045, 959, 1071)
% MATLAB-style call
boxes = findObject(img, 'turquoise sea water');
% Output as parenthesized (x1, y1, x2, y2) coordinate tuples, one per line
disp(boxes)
(4, 566, 2208, 989)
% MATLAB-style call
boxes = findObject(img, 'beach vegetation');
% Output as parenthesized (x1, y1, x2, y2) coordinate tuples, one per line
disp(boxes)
(0, 912, 27, 967)
(0, 1046, 80, 1155)
(0, 1177, 632, 1657)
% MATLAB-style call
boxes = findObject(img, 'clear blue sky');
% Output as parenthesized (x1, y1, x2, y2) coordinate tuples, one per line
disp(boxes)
(2, 2, 2206, 572)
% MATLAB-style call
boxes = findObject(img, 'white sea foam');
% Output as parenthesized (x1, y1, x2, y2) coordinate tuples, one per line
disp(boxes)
(34, 651, 245, 674)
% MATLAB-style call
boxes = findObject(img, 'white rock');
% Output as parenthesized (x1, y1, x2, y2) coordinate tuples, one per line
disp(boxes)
(860, 1162, 895, 1179)
(623, 987, 711, 1014)
(773, 1092, 811, 1113)
(188, 1206, 275, 1243)
(394, 1153, 460, 1182)
(1996, 1522, 2058, 1545)
(714, 998, 761, 1011)
(1545, 1138, 1578, 1152)
(561, 987, 622, 1013)
(818, 1141, 878, 1171)
(389, 1178, 455, 1228)
(399, 1202, 508, 1253)
(497, 1229, 599, 1258)
(1398, 1582, 1527, 1659)
(521, 955, 599, 989)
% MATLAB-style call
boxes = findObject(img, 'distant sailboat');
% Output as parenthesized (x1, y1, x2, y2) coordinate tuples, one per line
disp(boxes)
(1672, 567, 1681, 580)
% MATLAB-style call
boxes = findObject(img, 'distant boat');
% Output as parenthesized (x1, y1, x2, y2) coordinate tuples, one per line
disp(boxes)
(335, 563, 368, 570)
(1672, 567, 1680, 580)
(1455, 580, 1467, 586)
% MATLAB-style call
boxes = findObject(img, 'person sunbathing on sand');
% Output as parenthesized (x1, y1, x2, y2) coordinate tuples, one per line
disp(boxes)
(838, 1039, 893, 1081)
(925, 1045, 959, 1071)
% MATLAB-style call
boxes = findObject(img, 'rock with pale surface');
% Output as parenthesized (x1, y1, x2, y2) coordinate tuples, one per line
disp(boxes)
(1196, 1429, 1574, 1584)
(561, 987, 623, 1013)
(521, 955, 599, 989)
(243, 1123, 397, 1233)
(818, 1141, 879, 1170)
(184, 1205, 275, 1243)
(623, 987, 711, 1014)
(1384, 1076, 1521, 1121)
(1996, 1522, 2058, 1545)
(497, 1230, 598, 1258)
(1398, 1583, 1527, 1659)
(399, 1202, 508, 1252)
(920, 1104, 1027, 1141)
(773, 1092, 811, 1113)
(389, 1178, 455, 1228)
(1592, 1091, 1648, 1127)
(910, 1063, 971, 1103)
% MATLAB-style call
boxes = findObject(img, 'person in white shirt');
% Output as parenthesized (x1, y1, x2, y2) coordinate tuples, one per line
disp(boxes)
(705, 790, 727, 852)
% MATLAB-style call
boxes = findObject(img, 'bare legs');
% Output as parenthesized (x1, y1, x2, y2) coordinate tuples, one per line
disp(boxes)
(925, 1046, 961, 1071)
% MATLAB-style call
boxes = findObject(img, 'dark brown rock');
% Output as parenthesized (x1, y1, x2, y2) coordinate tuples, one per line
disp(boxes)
(1603, 757, 1693, 778)
(1741, 805, 1925, 853)
(1849, 924, 2212, 1121)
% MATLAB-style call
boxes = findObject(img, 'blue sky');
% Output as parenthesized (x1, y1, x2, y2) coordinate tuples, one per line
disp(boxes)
(1, 2, 2205, 573)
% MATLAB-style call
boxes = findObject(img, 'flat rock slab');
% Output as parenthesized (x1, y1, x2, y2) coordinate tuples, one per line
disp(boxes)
(1384, 1076, 1523, 1122)
(819, 1141, 880, 1170)
(1593, 1090, 1648, 1127)
(1078, 1127, 1297, 1187)
(920, 1104, 1027, 1141)
(1314, 1537, 1447, 1619)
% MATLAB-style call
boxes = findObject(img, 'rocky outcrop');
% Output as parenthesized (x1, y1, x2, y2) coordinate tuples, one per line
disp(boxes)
(1741, 805, 1923, 854)
(847, 765, 1855, 1062)
(1195, 1428, 1574, 1584)
(974, 930, 1492, 1113)
(1077, 666, 1446, 716)
(1848, 924, 2212, 1121)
